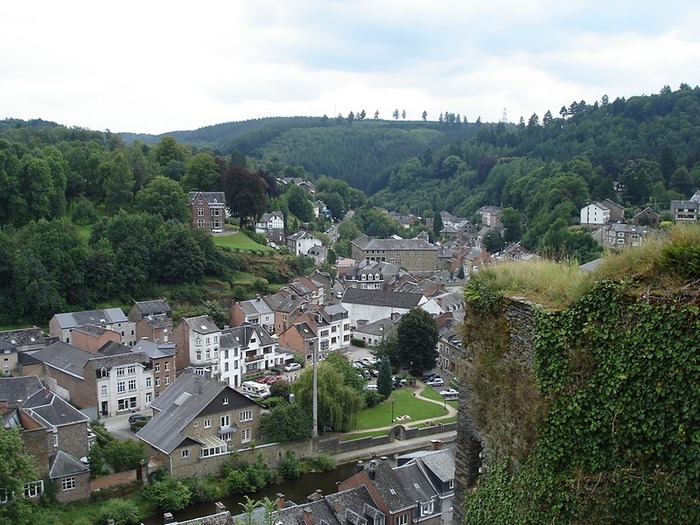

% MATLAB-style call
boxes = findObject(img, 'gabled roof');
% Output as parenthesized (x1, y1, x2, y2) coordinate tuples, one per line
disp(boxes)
(29, 342, 93, 379)
(52, 308, 128, 329)
(225, 324, 275, 348)
(411, 449, 455, 484)
(188, 191, 225, 205)
(369, 461, 418, 510)
(352, 236, 437, 252)
(129, 299, 172, 320)
(138, 373, 257, 454)
(341, 289, 424, 309)
(236, 297, 274, 317)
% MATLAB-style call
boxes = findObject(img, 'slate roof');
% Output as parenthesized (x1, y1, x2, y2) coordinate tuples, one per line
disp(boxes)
(341, 289, 424, 309)
(0, 376, 43, 407)
(138, 373, 257, 454)
(22, 387, 90, 427)
(369, 461, 417, 510)
(225, 324, 275, 347)
(354, 316, 401, 337)
(274, 497, 341, 525)
(54, 308, 128, 330)
(188, 191, 225, 205)
(0, 341, 16, 354)
(129, 299, 172, 320)
(183, 315, 221, 335)
(49, 450, 89, 479)
(237, 298, 274, 317)
(393, 462, 434, 505)
(72, 324, 111, 337)
(353, 236, 437, 252)
(416, 449, 455, 484)
(131, 340, 175, 359)
(0, 327, 44, 348)
(29, 342, 93, 379)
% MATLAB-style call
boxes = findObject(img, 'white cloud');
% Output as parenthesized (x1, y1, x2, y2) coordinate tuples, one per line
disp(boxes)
(1, 1, 699, 133)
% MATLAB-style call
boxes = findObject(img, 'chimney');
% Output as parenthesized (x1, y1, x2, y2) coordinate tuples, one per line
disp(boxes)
(302, 508, 313, 525)
(356, 460, 364, 473)
(214, 502, 227, 514)
(368, 460, 377, 481)
(194, 376, 202, 395)
(276, 493, 286, 510)
(163, 512, 174, 524)
(431, 439, 442, 451)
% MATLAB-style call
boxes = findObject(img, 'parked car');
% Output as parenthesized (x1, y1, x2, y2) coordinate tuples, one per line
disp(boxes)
(426, 377, 445, 387)
(422, 373, 439, 382)
(439, 388, 459, 398)
(284, 362, 302, 372)
(369, 368, 379, 377)
(366, 384, 378, 391)
(362, 370, 371, 380)
(128, 414, 149, 424)
(352, 361, 365, 369)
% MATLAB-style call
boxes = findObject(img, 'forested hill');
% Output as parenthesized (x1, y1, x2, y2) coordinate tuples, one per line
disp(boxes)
(120, 116, 481, 192)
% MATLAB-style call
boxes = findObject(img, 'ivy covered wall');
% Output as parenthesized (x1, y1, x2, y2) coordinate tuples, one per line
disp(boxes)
(456, 278, 700, 524)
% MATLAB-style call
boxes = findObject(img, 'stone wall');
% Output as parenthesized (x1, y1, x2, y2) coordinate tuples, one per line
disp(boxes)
(90, 468, 142, 492)
(453, 297, 539, 525)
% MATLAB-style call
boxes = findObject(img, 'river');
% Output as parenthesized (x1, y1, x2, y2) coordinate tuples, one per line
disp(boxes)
(142, 460, 361, 525)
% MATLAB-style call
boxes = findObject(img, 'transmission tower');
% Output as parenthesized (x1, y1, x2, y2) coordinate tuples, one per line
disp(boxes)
(501, 108, 509, 124)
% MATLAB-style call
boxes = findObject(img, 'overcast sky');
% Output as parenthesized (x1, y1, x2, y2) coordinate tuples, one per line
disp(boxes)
(2, 1, 699, 135)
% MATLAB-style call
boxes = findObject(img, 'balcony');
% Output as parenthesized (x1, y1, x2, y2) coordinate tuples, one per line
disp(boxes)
(245, 353, 264, 363)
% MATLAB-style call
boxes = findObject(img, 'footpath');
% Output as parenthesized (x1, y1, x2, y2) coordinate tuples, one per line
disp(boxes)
(328, 383, 458, 463)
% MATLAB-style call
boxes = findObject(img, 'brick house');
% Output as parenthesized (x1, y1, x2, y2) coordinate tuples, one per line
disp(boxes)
(188, 191, 226, 233)
(128, 299, 174, 344)
(71, 325, 121, 354)
(49, 308, 135, 347)
(136, 372, 262, 479)
(229, 296, 276, 335)
(0, 377, 91, 503)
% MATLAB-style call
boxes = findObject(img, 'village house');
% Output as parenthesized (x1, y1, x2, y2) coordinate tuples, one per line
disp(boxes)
(255, 211, 285, 243)
(49, 308, 135, 347)
(633, 207, 660, 227)
(341, 289, 426, 327)
(188, 191, 226, 233)
(341, 260, 401, 291)
(19, 341, 154, 418)
(131, 339, 176, 398)
(670, 199, 699, 222)
(353, 315, 401, 347)
(172, 315, 222, 377)
(219, 323, 277, 388)
(599, 223, 651, 249)
(229, 296, 276, 335)
(136, 372, 262, 479)
(0, 327, 49, 353)
(351, 233, 439, 272)
(286, 231, 323, 256)
(0, 377, 92, 504)
(128, 299, 174, 344)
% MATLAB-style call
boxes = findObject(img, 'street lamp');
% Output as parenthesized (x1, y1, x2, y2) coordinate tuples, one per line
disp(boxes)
(390, 397, 395, 425)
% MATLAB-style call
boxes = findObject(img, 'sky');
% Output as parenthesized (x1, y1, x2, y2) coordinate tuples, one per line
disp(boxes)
(2, 1, 700, 135)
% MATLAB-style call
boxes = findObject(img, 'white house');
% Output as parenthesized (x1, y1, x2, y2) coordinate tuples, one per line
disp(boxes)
(341, 289, 426, 327)
(580, 202, 611, 225)
(286, 231, 322, 256)
(219, 324, 277, 387)
(172, 315, 222, 377)
(49, 308, 135, 346)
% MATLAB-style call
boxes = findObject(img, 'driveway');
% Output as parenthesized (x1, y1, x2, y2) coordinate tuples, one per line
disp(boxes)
(102, 411, 150, 442)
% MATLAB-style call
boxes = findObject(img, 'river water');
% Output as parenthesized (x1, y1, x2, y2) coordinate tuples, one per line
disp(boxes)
(142, 461, 361, 525)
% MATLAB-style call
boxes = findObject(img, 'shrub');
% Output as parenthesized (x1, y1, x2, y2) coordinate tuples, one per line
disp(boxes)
(94, 498, 142, 525)
(142, 478, 192, 512)
(278, 451, 301, 480)
(365, 390, 385, 408)
(302, 454, 336, 473)
(71, 197, 98, 225)
(351, 338, 366, 347)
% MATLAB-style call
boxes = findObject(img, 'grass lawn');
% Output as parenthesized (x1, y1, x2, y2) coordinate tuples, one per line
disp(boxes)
(341, 429, 390, 441)
(213, 232, 274, 252)
(353, 388, 449, 431)
(418, 385, 459, 408)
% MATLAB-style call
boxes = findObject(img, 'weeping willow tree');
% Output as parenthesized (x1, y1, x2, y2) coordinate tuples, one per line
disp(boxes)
(291, 361, 365, 432)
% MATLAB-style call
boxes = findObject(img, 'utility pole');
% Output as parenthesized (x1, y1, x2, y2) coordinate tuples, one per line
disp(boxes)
(312, 342, 318, 438)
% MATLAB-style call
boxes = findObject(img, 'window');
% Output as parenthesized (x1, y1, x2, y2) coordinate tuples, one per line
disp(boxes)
(181, 449, 190, 459)
(204, 419, 211, 428)
(220, 415, 230, 427)
(146, 376, 152, 388)
(53, 433, 58, 447)
(197, 219, 205, 228)
(165, 376, 170, 385)
(198, 207, 205, 216)
(221, 432, 232, 441)
(223, 396, 229, 405)
(61, 477, 76, 491)
(155, 377, 161, 387)
(224, 349, 229, 359)
(214, 335, 219, 343)
(396, 514, 408, 525)
(24, 480, 44, 498)
(206, 337, 210, 345)
(164, 362, 170, 372)
(240, 410, 253, 422)
(448, 479, 454, 489)
(117, 381, 126, 393)
(118, 397, 137, 411)
(224, 362, 229, 372)
(195, 337, 202, 347)
(116, 367, 125, 376)
(196, 351, 202, 361)
(128, 379, 137, 391)
(101, 385, 108, 397)
(241, 428, 251, 443)
(154, 364, 160, 372)
(3, 358, 8, 368)
(145, 392, 152, 404)
(421, 501, 434, 516)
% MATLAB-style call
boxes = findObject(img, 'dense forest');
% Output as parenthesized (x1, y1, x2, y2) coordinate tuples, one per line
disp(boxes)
(2, 83, 700, 325)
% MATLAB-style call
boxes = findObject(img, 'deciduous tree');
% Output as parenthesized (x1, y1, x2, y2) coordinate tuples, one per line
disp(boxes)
(397, 308, 438, 376)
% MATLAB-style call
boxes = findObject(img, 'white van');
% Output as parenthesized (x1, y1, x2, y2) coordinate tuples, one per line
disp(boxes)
(240, 381, 271, 399)
(365, 384, 378, 392)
